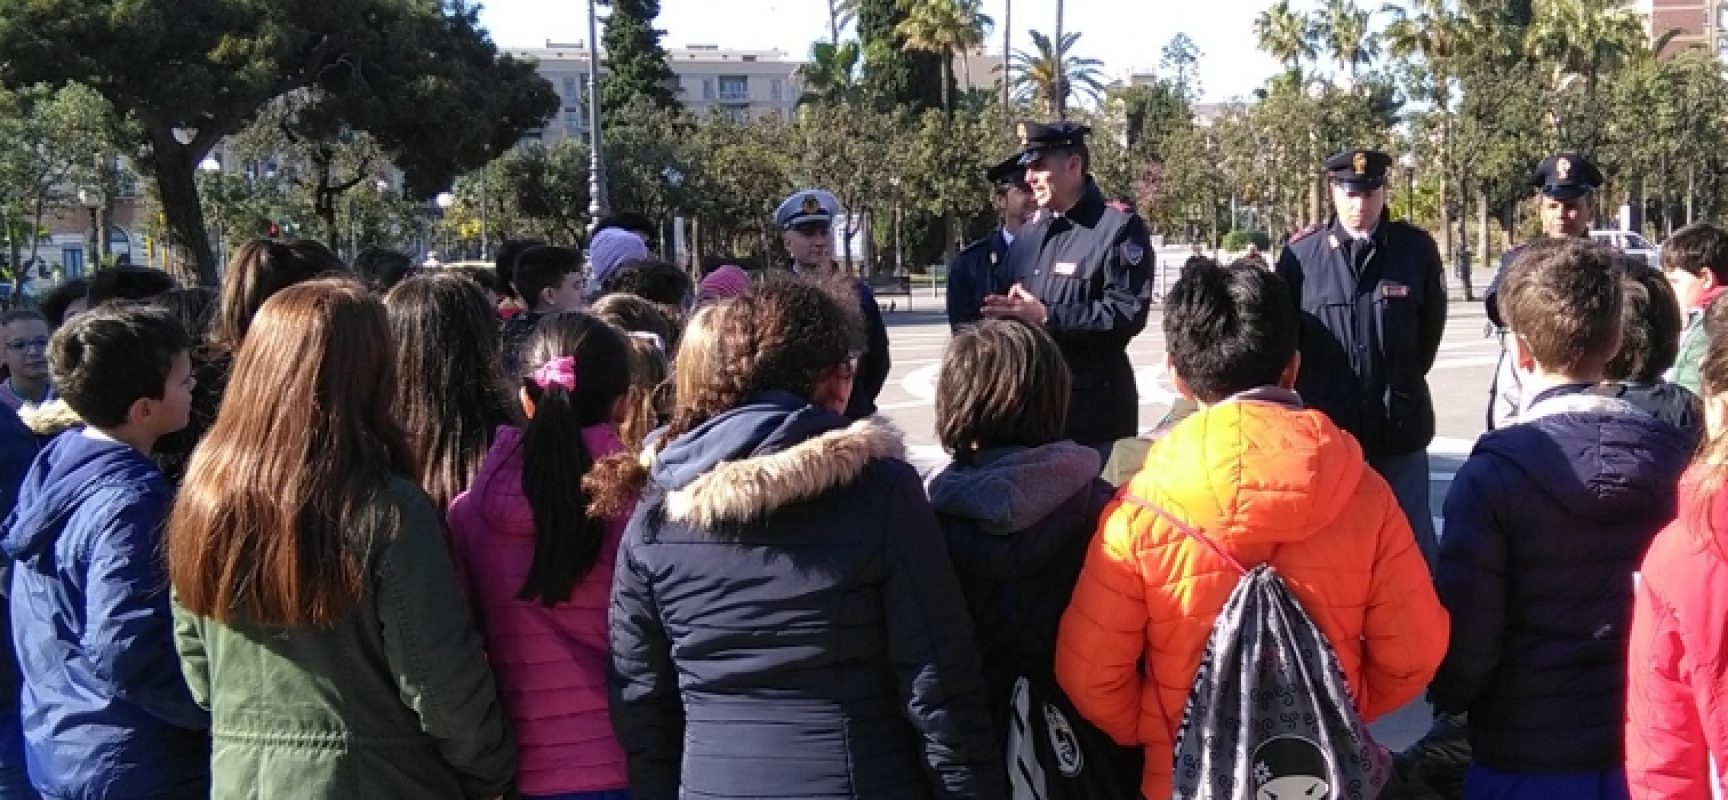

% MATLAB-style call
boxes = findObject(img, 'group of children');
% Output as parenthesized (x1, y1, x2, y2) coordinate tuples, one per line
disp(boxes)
(0, 220, 1723, 800)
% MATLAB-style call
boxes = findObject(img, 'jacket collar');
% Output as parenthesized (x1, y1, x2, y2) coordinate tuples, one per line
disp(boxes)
(1050, 179, 1106, 229)
(661, 412, 906, 528)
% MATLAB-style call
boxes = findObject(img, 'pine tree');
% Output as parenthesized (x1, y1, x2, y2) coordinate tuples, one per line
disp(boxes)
(856, 0, 944, 113)
(601, 0, 679, 113)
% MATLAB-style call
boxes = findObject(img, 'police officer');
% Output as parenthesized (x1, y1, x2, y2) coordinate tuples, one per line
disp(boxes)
(1483, 152, 1603, 429)
(946, 155, 1038, 330)
(772, 189, 891, 420)
(985, 121, 1154, 455)
(1275, 149, 1446, 566)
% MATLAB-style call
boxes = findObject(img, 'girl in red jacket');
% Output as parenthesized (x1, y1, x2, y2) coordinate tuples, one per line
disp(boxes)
(1626, 299, 1728, 799)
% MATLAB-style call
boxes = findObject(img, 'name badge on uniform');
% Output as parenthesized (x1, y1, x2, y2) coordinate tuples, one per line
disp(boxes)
(1054, 261, 1079, 276)
(1383, 282, 1410, 298)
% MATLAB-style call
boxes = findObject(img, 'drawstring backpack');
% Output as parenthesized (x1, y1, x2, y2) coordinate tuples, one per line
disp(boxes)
(1126, 496, 1392, 800)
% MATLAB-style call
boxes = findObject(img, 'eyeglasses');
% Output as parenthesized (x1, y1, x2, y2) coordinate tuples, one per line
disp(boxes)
(4, 337, 48, 353)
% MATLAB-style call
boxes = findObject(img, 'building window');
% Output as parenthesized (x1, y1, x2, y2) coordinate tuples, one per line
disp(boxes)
(771, 79, 783, 101)
(702, 79, 715, 99)
(563, 77, 577, 96)
(719, 75, 749, 101)
(722, 104, 751, 123)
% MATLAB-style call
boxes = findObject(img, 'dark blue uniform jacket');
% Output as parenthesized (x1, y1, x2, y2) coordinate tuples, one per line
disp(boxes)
(1007, 180, 1153, 445)
(1276, 215, 1447, 459)
(945, 230, 1014, 331)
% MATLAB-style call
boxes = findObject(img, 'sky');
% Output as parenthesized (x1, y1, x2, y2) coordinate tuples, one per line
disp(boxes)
(476, 0, 1288, 104)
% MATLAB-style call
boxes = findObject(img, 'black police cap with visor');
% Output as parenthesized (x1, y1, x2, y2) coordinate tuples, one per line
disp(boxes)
(1530, 153, 1604, 201)
(1324, 149, 1394, 191)
(1015, 121, 1092, 166)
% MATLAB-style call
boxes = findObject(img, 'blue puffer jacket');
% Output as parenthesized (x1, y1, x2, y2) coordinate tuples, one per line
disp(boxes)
(608, 392, 1004, 800)
(0, 429, 209, 799)
(1432, 389, 1691, 774)
(0, 404, 39, 785)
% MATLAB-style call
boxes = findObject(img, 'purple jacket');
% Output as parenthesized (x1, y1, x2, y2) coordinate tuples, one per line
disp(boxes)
(448, 424, 630, 796)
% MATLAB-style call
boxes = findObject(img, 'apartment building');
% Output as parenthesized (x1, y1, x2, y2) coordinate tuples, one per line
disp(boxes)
(511, 41, 804, 143)
(1631, 0, 1719, 59)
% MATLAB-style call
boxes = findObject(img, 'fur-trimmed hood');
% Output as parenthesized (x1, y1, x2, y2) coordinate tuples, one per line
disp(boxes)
(650, 391, 906, 528)
(19, 398, 81, 438)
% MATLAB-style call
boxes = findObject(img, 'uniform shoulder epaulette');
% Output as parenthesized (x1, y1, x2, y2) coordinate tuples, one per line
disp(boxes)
(958, 236, 990, 253)
(1287, 224, 1324, 244)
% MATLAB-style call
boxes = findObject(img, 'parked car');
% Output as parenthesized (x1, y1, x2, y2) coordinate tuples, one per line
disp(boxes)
(1591, 230, 1661, 267)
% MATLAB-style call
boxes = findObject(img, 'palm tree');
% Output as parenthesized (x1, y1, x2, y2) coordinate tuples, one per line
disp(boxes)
(1001, 0, 1012, 117)
(1253, 0, 1319, 76)
(1384, 0, 1469, 260)
(826, 0, 857, 45)
(1525, 0, 1645, 97)
(896, 0, 994, 113)
(798, 40, 864, 106)
(1316, 0, 1379, 80)
(1010, 30, 1107, 118)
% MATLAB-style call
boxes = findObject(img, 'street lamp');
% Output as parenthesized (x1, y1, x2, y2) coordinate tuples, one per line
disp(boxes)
(435, 192, 455, 263)
(1399, 152, 1418, 220)
(199, 157, 224, 270)
(584, 0, 610, 239)
(889, 176, 904, 276)
(76, 188, 102, 277)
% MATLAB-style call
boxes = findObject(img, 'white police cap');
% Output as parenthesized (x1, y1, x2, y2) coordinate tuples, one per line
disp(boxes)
(774, 190, 841, 230)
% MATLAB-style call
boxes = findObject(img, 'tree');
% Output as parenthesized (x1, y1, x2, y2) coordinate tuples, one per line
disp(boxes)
(499, 140, 593, 244)
(1115, 81, 1193, 162)
(799, 40, 865, 107)
(896, 0, 993, 114)
(1254, 0, 1319, 77)
(856, 0, 945, 112)
(0, 0, 557, 285)
(1316, 0, 1379, 80)
(601, 0, 680, 113)
(0, 83, 117, 270)
(1159, 33, 1204, 102)
(1010, 30, 1108, 118)
(826, 0, 858, 45)
(1384, 0, 1471, 255)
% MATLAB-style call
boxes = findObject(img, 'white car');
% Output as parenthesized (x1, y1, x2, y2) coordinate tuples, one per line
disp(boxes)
(1590, 230, 1661, 268)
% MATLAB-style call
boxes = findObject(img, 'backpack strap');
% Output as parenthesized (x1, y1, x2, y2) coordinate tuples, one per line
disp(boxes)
(1119, 493, 1252, 577)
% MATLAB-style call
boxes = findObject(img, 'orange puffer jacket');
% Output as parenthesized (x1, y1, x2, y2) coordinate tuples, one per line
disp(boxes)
(1055, 394, 1449, 800)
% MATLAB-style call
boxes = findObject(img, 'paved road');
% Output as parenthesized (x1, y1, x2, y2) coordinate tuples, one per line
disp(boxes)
(874, 293, 1500, 748)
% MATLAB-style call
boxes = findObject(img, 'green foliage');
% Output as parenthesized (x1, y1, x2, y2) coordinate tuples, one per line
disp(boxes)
(1159, 34, 1203, 102)
(1010, 31, 1108, 118)
(856, 0, 943, 113)
(1116, 81, 1192, 162)
(1223, 229, 1272, 251)
(601, 0, 680, 113)
(799, 40, 864, 107)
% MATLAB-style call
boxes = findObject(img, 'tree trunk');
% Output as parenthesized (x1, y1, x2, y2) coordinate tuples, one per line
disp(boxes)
(148, 139, 219, 286)
(1477, 187, 1491, 270)
(1002, 0, 1012, 121)
(1053, 0, 1066, 119)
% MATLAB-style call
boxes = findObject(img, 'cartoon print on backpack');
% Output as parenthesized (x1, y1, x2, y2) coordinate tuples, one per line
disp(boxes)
(1043, 700, 1084, 777)
(1253, 735, 1332, 799)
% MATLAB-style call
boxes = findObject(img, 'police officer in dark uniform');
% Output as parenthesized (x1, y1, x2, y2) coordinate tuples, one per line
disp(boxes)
(946, 155, 1038, 330)
(772, 189, 891, 420)
(1483, 153, 1603, 429)
(1275, 149, 1446, 566)
(985, 121, 1154, 455)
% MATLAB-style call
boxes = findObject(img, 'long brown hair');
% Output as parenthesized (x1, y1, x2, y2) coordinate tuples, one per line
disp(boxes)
(384, 273, 517, 512)
(168, 278, 413, 628)
(210, 239, 346, 355)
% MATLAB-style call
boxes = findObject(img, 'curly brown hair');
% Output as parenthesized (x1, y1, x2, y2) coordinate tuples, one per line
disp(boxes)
(588, 273, 863, 517)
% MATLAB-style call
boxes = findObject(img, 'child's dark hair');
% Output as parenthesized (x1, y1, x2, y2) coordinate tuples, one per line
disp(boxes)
(353, 247, 415, 294)
(87, 267, 177, 308)
(1662, 223, 1728, 285)
(1606, 258, 1682, 384)
(384, 272, 518, 513)
(596, 212, 656, 241)
(214, 239, 347, 353)
(513, 246, 583, 309)
(937, 318, 1071, 463)
(589, 274, 862, 515)
(494, 239, 544, 299)
(50, 303, 190, 428)
(38, 279, 89, 328)
(1162, 261, 1299, 403)
(152, 288, 219, 344)
(590, 293, 677, 352)
(604, 259, 692, 308)
(516, 312, 633, 605)
(1501, 238, 1623, 375)
(1, 308, 45, 328)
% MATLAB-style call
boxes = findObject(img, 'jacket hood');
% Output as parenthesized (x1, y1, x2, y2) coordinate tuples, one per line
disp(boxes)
(1, 430, 161, 566)
(926, 441, 1102, 534)
(19, 398, 82, 438)
(1484, 393, 1692, 516)
(1133, 391, 1367, 546)
(650, 390, 904, 527)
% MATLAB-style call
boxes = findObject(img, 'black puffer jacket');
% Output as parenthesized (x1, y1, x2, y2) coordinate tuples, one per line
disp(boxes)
(608, 392, 1003, 800)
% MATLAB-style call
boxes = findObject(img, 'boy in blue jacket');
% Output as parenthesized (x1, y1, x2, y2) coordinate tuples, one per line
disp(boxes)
(0, 305, 207, 799)
(1432, 238, 1691, 800)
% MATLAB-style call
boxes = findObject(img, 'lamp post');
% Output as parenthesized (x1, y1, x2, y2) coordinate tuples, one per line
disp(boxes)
(585, 0, 610, 239)
(199, 157, 224, 270)
(435, 191, 456, 263)
(76, 188, 101, 277)
(889, 176, 904, 276)
(1399, 152, 1417, 220)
